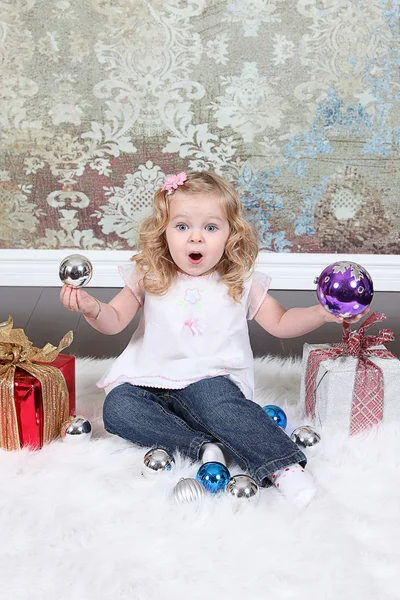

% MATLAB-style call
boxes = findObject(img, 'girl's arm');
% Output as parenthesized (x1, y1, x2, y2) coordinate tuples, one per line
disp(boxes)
(254, 293, 368, 339)
(60, 285, 141, 335)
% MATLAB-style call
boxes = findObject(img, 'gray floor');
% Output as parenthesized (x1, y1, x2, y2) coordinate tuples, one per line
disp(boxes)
(1, 287, 399, 358)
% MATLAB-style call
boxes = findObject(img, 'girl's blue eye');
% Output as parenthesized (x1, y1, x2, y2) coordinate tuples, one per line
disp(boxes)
(206, 225, 217, 232)
(177, 224, 188, 231)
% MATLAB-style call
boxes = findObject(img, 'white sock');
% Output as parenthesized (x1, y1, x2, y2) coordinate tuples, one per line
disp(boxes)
(200, 443, 226, 466)
(271, 464, 316, 507)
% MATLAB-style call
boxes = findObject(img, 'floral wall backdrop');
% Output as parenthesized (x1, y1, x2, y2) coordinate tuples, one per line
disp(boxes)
(0, 0, 399, 254)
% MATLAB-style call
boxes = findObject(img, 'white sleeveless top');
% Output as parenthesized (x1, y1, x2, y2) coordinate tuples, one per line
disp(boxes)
(97, 265, 271, 400)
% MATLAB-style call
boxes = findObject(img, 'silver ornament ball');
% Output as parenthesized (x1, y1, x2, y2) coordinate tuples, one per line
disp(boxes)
(226, 474, 260, 509)
(142, 448, 175, 477)
(290, 425, 321, 448)
(59, 254, 93, 288)
(172, 477, 206, 507)
(60, 415, 92, 443)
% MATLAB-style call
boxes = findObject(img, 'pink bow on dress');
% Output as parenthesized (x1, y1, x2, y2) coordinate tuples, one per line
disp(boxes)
(184, 318, 201, 336)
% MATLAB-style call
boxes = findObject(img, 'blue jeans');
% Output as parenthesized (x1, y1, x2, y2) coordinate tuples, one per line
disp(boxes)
(103, 376, 307, 485)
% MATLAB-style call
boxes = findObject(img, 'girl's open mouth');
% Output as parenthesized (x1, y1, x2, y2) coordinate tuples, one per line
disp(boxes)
(188, 253, 203, 264)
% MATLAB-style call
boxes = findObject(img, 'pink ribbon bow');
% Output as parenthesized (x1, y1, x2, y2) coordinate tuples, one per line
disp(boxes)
(161, 172, 187, 195)
(184, 318, 201, 336)
(305, 312, 397, 435)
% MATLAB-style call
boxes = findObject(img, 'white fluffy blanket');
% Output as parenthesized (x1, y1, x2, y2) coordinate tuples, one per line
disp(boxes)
(1, 356, 398, 600)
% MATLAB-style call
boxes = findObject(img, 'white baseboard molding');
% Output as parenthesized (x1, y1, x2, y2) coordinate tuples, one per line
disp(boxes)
(0, 249, 399, 291)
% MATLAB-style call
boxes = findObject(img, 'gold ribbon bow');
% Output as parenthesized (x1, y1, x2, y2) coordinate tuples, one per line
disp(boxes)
(0, 316, 73, 450)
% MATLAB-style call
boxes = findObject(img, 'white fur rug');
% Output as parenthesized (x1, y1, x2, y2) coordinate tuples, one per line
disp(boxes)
(1, 356, 399, 600)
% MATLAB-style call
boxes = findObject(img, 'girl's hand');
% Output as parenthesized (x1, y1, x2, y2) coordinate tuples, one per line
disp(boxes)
(60, 285, 100, 319)
(321, 305, 370, 326)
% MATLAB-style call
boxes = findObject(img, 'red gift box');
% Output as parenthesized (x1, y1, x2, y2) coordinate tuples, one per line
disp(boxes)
(0, 317, 75, 450)
(13, 354, 75, 449)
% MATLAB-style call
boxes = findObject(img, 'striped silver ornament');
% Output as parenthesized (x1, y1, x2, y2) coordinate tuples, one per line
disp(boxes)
(172, 477, 206, 506)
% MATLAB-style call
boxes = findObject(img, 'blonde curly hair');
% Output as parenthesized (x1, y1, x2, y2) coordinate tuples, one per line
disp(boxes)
(132, 171, 259, 302)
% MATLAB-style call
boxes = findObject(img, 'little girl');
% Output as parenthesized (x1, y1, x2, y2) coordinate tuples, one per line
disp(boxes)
(60, 171, 365, 507)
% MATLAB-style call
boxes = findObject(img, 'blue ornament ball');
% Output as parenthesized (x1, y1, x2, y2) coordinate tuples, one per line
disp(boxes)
(263, 405, 287, 429)
(196, 461, 231, 494)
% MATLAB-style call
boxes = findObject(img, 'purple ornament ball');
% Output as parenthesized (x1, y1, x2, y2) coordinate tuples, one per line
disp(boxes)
(315, 261, 374, 318)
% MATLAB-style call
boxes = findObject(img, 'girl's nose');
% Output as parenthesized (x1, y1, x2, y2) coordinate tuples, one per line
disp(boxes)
(189, 230, 204, 243)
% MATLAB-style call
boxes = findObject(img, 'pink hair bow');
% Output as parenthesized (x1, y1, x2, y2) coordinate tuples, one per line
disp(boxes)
(161, 172, 187, 195)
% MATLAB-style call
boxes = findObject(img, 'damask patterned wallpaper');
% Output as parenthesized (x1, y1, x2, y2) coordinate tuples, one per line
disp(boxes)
(0, 0, 399, 254)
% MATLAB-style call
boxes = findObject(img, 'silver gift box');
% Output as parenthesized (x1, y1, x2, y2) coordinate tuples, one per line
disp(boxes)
(300, 343, 400, 434)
